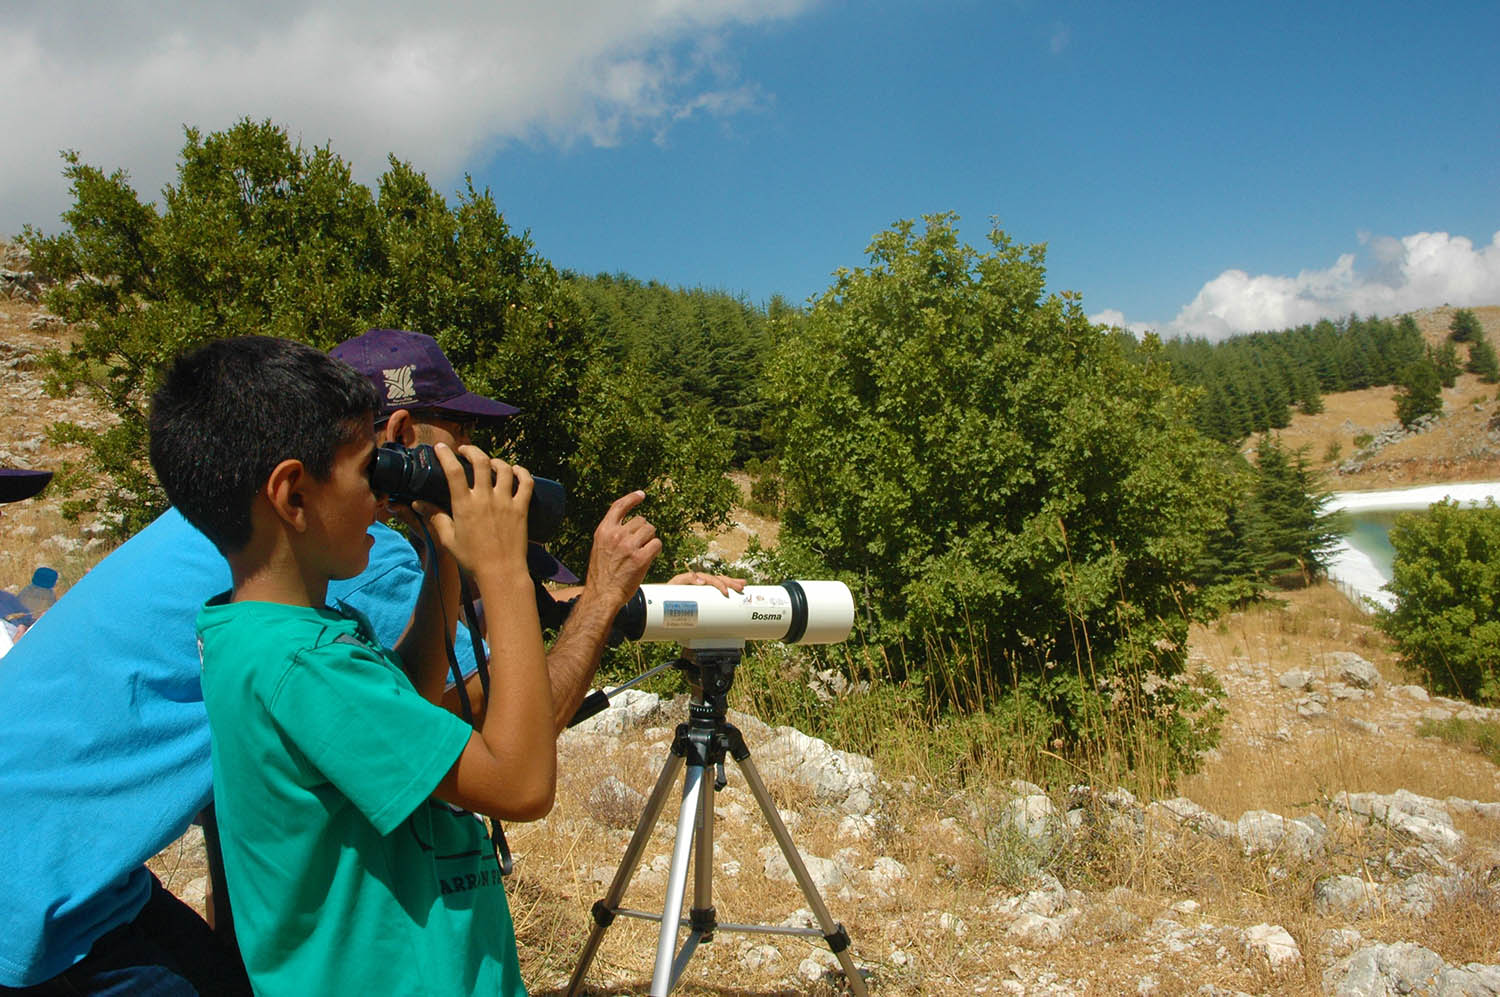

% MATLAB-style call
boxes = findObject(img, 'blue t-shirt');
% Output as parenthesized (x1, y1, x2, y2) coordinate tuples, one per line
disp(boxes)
(0, 509, 478, 987)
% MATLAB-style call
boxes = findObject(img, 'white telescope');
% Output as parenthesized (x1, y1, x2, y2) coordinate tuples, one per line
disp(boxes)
(614, 580, 854, 646)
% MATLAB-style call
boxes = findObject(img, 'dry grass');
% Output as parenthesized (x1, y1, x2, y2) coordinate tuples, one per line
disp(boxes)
(1181, 585, 1500, 816)
(703, 472, 782, 564)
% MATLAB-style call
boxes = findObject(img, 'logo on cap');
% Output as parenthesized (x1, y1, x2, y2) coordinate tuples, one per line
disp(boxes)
(383, 365, 417, 406)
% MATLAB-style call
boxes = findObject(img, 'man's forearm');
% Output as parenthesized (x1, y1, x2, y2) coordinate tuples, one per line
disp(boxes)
(544, 586, 620, 733)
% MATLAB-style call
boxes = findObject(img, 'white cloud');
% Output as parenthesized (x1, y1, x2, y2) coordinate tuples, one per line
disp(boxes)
(1110, 230, 1500, 342)
(1089, 308, 1154, 337)
(0, 0, 817, 235)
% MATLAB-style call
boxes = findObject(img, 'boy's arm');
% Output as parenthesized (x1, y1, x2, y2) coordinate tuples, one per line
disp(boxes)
(422, 443, 556, 821)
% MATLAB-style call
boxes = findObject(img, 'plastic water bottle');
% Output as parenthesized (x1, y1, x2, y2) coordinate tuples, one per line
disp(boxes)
(16, 567, 59, 619)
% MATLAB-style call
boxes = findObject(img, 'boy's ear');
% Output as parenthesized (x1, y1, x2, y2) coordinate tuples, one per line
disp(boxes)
(383, 409, 416, 446)
(264, 458, 310, 531)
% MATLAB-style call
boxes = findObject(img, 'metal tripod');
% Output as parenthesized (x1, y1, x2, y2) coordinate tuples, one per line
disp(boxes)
(565, 645, 868, 997)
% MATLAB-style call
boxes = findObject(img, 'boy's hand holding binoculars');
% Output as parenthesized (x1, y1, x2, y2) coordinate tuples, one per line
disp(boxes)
(421, 442, 532, 584)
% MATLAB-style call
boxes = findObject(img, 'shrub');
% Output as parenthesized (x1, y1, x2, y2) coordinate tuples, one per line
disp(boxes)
(762, 214, 1231, 769)
(1376, 499, 1500, 704)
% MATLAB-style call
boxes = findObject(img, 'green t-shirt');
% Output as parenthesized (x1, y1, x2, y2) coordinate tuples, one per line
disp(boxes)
(197, 597, 525, 997)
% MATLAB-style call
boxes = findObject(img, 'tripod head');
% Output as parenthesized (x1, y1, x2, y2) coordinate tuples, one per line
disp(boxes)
(672, 643, 744, 717)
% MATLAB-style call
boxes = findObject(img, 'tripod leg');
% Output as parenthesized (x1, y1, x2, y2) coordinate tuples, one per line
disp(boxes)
(691, 761, 716, 927)
(735, 754, 869, 997)
(659, 762, 720, 989)
(566, 753, 685, 997)
(651, 763, 706, 996)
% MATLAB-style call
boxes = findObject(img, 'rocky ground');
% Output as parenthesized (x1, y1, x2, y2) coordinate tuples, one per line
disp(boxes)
(4, 271, 1499, 995)
(510, 628, 1500, 997)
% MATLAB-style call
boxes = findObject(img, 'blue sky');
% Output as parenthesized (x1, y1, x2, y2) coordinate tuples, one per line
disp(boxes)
(5, 1, 1498, 339)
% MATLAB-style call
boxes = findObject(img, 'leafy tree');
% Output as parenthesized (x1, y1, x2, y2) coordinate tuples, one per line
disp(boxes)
(1394, 358, 1443, 427)
(764, 214, 1230, 759)
(1465, 336, 1500, 383)
(1449, 308, 1482, 343)
(23, 119, 734, 567)
(1376, 500, 1500, 704)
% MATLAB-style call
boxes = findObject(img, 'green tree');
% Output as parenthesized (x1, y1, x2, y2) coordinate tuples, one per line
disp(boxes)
(1376, 500, 1500, 704)
(1465, 336, 1500, 383)
(1394, 358, 1443, 428)
(23, 119, 734, 566)
(1449, 308, 1482, 343)
(1240, 436, 1344, 584)
(566, 274, 773, 462)
(1431, 341, 1461, 388)
(764, 214, 1230, 758)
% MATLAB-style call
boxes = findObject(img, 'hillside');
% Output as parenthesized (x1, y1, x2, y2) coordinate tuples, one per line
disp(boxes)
(4, 281, 1500, 994)
(1251, 306, 1500, 490)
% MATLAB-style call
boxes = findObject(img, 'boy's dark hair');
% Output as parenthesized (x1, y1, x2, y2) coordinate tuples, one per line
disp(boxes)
(149, 336, 380, 553)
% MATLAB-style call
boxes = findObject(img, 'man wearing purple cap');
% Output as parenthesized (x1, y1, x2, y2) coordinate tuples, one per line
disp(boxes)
(0, 330, 737, 994)
(331, 328, 719, 730)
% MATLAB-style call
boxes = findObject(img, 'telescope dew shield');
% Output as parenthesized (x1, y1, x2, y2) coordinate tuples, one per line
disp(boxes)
(614, 580, 855, 645)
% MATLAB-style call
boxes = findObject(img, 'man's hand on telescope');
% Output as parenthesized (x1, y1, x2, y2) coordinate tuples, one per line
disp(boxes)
(664, 570, 746, 597)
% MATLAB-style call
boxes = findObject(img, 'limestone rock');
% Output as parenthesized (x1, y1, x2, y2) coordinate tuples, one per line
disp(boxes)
(1006, 912, 1065, 947)
(1237, 810, 1326, 859)
(567, 689, 661, 735)
(739, 943, 780, 971)
(1314, 874, 1379, 916)
(1278, 668, 1313, 690)
(864, 856, 908, 895)
(759, 845, 849, 898)
(1334, 790, 1464, 853)
(754, 726, 877, 815)
(1242, 923, 1300, 971)
(1324, 942, 1446, 996)
(1006, 793, 1060, 842)
(1318, 651, 1382, 689)
(1147, 797, 1236, 839)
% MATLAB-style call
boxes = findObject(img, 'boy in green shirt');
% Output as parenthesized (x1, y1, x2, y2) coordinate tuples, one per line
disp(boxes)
(149, 335, 555, 996)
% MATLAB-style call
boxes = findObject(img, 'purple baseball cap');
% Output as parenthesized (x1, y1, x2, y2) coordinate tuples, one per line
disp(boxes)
(0, 469, 52, 504)
(331, 328, 519, 425)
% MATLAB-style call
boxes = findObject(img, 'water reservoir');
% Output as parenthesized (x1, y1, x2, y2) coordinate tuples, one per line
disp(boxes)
(1325, 482, 1500, 610)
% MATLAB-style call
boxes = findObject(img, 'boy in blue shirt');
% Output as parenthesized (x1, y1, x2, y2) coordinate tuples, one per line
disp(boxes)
(150, 335, 551, 996)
